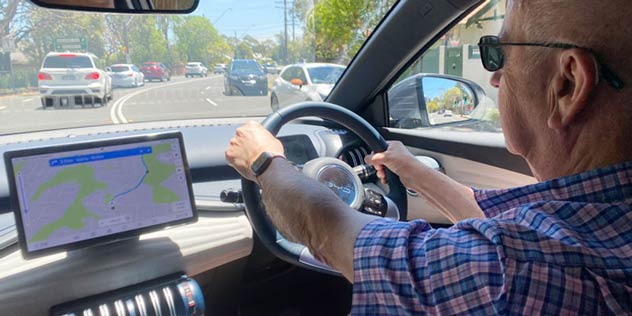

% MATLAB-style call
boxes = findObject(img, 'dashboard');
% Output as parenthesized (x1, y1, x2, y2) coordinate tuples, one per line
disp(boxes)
(0, 118, 373, 315)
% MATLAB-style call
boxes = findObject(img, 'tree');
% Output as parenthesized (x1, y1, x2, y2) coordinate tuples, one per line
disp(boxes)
(174, 16, 230, 64)
(299, 0, 396, 63)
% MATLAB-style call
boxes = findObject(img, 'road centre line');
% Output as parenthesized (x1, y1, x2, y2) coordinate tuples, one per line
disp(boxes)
(110, 75, 222, 124)
(205, 98, 218, 106)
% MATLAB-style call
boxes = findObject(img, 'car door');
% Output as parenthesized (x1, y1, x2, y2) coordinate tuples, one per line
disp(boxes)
(328, 0, 535, 224)
(276, 66, 301, 106)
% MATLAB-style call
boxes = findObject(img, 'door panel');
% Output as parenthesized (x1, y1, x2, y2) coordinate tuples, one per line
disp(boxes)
(406, 149, 535, 223)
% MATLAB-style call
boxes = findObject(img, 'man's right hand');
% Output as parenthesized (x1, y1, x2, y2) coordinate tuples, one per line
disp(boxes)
(364, 141, 419, 186)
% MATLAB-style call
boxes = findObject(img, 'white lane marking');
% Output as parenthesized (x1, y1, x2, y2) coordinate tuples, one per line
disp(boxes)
(22, 98, 33, 102)
(205, 98, 218, 106)
(110, 75, 222, 124)
(0, 106, 6, 110)
(205, 86, 211, 90)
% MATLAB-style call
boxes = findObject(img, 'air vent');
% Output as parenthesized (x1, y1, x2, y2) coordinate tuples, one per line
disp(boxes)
(338, 145, 369, 167)
(51, 274, 205, 316)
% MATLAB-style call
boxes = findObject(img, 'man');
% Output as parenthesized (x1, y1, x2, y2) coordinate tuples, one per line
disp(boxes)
(226, 0, 632, 314)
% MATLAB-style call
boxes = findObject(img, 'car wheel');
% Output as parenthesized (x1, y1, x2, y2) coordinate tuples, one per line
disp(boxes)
(167, 76, 171, 81)
(160, 76, 164, 82)
(99, 94, 108, 107)
(271, 94, 279, 111)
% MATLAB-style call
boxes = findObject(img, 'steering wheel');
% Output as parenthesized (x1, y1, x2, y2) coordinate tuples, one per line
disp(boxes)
(241, 102, 407, 275)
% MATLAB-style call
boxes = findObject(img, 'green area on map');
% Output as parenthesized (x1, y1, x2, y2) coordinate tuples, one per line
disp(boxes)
(143, 143, 180, 204)
(14, 161, 25, 178)
(30, 165, 106, 242)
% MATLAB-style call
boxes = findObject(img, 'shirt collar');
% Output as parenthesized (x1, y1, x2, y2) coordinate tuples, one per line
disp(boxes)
(475, 161, 632, 216)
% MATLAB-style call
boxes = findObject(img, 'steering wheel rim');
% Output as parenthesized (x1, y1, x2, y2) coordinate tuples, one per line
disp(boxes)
(241, 101, 407, 275)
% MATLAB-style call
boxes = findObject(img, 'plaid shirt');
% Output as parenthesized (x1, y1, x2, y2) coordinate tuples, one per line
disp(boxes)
(352, 162, 632, 315)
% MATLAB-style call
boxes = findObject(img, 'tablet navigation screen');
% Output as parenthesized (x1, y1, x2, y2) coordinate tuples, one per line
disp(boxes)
(10, 136, 194, 253)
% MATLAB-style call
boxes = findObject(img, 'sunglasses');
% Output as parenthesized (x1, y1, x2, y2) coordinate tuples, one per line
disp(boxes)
(477, 35, 624, 90)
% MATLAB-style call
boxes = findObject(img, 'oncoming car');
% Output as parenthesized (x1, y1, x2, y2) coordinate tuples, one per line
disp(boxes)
(270, 63, 345, 110)
(38, 52, 113, 108)
(224, 59, 268, 96)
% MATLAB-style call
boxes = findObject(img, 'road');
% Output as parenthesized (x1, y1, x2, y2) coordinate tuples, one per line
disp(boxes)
(0, 75, 274, 135)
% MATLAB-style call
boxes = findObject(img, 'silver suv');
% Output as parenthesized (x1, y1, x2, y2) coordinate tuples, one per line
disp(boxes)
(38, 52, 113, 109)
(185, 62, 208, 78)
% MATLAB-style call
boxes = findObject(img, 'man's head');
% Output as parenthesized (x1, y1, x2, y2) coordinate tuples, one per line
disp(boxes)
(490, 0, 632, 180)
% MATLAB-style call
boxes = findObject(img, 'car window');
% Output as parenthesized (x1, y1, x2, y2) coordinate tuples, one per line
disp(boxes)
(0, 0, 397, 135)
(42, 55, 93, 68)
(306, 66, 345, 84)
(387, 1, 504, 132)
(111, 66, 131, 72)
(281, 67, 295, 81)
(296, 68, 308, 83)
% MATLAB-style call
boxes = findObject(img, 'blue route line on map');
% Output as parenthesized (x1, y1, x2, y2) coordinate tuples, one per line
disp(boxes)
(109, 155, 149, 204)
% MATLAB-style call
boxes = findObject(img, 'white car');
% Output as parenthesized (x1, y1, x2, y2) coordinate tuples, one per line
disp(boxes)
(185, 62, 208, 77)
(270, 63, 346, 110)
(109, 64, 145, 88)
(38, 52, 113, 108)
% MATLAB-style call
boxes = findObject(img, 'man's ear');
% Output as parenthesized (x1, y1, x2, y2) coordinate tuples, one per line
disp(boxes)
(548, 49, 598, 130)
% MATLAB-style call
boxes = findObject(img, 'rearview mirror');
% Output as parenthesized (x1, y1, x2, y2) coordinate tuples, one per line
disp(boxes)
(32, 0, 199, 13)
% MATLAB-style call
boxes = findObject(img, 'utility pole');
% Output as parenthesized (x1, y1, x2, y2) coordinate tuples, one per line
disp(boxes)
(123, 16, 135, 64)
(291, 7, 295, 42)
(283, 0, 288, 64)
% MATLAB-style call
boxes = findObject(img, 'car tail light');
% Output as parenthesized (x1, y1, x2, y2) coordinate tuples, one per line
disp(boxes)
(58, 53, 76, 57)
(38, 72, 52, 80)
(128, 73, 134, 77)
(85, 72, 100, 80)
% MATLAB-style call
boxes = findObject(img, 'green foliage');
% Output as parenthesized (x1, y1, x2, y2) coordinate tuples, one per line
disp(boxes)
(174, 16, 230, 64)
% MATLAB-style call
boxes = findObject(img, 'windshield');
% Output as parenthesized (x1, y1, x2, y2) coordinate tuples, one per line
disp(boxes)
(42, 56, 93, 69)
(0, 0, 397, 135)
(307, 66, 345, 84)
(111, 66, 131, 72)
(231, 61, 262, 72)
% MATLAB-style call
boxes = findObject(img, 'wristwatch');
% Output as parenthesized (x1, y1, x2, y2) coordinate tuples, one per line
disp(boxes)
(251, 152, 285, 176)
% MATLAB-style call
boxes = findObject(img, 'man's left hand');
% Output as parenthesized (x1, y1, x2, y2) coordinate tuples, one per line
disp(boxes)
(225, 121, 285, 181)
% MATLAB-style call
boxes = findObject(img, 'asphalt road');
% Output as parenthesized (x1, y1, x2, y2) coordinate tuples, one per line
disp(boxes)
(0, 75, 274, 135)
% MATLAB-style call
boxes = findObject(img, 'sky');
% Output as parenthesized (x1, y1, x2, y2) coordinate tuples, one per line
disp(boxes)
(193, 0, 304, 41)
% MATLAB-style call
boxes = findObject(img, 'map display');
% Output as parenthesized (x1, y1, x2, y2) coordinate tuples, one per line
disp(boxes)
(10, 137, 194, 253)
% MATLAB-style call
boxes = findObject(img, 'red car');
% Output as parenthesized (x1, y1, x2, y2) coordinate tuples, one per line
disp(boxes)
(140, 62, 171, 82)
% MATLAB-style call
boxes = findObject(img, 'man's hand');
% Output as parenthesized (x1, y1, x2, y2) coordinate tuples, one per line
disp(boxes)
(364, 141, 418, 186)
(225, 121, 285, 181)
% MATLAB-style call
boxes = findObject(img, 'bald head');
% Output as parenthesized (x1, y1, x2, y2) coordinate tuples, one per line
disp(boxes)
(512, 0, 632, 85)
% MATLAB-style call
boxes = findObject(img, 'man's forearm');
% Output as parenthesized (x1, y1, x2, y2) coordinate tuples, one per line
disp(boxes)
(257, 158, 375, 281)
(404, 160, 485, 222)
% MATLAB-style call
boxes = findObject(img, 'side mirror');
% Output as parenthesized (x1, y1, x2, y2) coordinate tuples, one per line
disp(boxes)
(105, 67, 112, 72)
(290, 78, 304, 87)
(388, 74, 489, 129)
(420, 76, 477, 126)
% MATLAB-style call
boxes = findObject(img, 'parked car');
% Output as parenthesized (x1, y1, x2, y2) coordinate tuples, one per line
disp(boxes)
(185, 62, 208, 77)
(109, 64, 145, 88)
(270, 63, 346, 110)
(38, 52, 113, 109)
(263, 62, 280, 74)
(213, 63, 226, 74)
(141, 62, 170, 82)
(224, 59, 268, 96)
